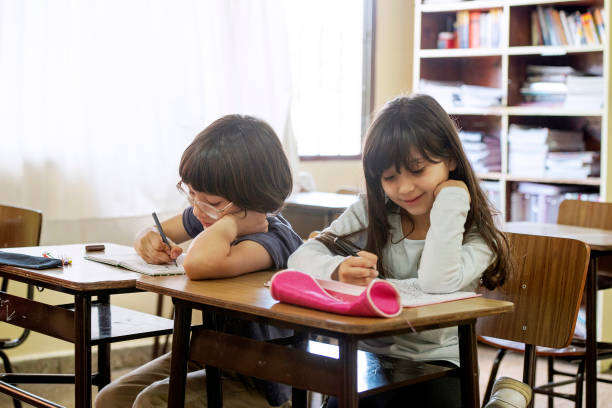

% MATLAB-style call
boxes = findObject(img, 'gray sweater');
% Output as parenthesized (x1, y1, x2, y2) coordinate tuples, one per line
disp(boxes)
(287, 187, 493, 365)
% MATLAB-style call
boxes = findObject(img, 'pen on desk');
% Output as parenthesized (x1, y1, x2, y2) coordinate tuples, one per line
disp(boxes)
(152, 212, 178, 267)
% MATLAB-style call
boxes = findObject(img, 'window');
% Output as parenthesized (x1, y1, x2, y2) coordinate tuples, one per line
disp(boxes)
(285, 0, 373, 158)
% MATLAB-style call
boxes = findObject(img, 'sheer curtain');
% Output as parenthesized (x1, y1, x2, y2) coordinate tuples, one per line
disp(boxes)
(0, 0, 292, 222)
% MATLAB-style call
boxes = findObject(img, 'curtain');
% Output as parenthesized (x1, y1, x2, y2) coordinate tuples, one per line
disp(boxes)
(0, 0, 292, 221)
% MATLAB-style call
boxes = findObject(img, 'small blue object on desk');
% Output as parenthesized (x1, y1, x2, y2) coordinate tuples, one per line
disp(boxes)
(0, 251, 63, 269)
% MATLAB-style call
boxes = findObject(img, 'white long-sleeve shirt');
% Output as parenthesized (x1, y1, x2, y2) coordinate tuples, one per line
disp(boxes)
(287, 187, 493, 365)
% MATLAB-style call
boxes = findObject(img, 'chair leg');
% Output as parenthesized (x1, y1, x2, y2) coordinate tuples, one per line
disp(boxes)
(523, 344, 537, 408)
(547, 357, 554, 408)
(575, 359, 585, 408)
(483, 348, 507, 406)
(0, 350, 23, 408)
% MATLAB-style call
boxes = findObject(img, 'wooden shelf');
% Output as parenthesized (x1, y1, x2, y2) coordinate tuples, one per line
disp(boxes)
(504, 176, 601, 185)
(414, 0, 607, 221)
(507, 45, 604, 55)
(418, 48, 503, 57)
(420, 0, 595, 13)
(505, 106, 604, 116)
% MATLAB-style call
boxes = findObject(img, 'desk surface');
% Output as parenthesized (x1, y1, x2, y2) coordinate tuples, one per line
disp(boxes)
(503, 222, 612, 251)
(137, 272, 512, 335)
(0, 243, 144, 291)
(285, 191, 360, 211)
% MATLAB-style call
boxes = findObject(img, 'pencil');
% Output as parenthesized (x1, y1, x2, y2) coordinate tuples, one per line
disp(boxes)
(333, 236, 361, 257)
(152, 212, 178, 267)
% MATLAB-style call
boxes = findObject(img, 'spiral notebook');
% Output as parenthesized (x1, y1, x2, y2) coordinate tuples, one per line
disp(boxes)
(84, 253, 185, 276)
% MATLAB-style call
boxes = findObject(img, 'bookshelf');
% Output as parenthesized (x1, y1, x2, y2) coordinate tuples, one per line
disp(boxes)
(413, 0, 608, 222)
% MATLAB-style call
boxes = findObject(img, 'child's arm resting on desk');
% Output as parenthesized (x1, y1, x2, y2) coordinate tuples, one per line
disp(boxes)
(417, 186, 493, 294)
(183, 211, 272, 279)
(135, 214, 189, 264)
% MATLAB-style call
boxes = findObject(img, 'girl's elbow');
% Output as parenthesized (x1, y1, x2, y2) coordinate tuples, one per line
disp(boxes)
(419, 274, 463, 294)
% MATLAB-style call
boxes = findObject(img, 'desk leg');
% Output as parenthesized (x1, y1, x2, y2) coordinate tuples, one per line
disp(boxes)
(97, 294, 111, 388)
(337, 336, 358, 408)
(74, 294, 92, 408)
(292, 332, 309, 408)
(586, 258, 598, 408)
(458, 322, 479, 408)
(168, 300, 192, 408)
(204, 312, 222, 408)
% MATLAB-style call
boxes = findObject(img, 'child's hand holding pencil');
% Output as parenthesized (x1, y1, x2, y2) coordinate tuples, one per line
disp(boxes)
(333, 236, 378, 286)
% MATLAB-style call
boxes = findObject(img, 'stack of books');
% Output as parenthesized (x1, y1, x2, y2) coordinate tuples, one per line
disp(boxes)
(480, 180, 502, 224)
(545, 151, 600, 179)
(508, 124, 585, 177)
(459, 131, 501, 173)
(510, 182, 598, 223)
(419, 79, 502, 109)
(564, 74, 604, 110)
(520, 65, 574, 106)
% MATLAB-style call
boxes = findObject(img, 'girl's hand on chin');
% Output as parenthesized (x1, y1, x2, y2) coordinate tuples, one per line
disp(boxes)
(434, 180, 470, 202)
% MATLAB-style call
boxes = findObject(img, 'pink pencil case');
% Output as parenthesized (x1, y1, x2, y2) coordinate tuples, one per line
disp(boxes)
(269, 269, 402, 318)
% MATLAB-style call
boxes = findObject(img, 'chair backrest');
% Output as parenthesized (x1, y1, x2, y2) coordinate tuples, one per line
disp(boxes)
(0, 204, 43, 247)
(557, 199, 612, 230)
(476, 232, 590, 349)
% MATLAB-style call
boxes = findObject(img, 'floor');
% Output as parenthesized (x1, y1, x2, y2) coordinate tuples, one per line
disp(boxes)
(1, 345, 612, 407)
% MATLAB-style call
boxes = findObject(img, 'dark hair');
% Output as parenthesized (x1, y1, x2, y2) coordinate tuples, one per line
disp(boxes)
(179, 114, 293, 213)
(329, 94, 508, 289)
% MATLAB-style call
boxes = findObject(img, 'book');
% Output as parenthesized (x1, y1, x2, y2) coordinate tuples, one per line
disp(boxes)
(537, 6, 551, 45)
(456, 10, 470, 48)
(314, 276, 480, 308)
(469, 11, 481, 48)
(581, 11, 599, 45)
(593, 7, 606, 42)
(531, 10, 543, 46)
(84, 252, 186, 276)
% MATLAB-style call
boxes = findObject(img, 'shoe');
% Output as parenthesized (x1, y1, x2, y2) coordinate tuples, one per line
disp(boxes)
(484, 377, 533, 408)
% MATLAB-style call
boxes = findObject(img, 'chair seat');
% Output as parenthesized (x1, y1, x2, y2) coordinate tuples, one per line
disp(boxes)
(479, 336, 586, 357)
(480, 336, 612, 360)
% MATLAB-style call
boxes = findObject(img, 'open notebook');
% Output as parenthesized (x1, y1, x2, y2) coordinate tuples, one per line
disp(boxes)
(84, 253, 185, 276)
(316, 277, 480, 307)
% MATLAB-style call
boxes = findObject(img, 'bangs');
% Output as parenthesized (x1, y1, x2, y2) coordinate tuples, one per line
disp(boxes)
(364, 118, 444, 180)
(179, 141, 228, 195)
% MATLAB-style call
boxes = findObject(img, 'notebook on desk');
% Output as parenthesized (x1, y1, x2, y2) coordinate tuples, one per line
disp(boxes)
(84, 253, 185, 276)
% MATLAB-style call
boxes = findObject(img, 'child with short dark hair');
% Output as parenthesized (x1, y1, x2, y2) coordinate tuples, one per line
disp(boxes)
(96, 114, 303, 408)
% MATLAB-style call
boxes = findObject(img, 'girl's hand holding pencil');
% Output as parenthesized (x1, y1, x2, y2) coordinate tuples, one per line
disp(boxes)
(335, 249, 378, 286)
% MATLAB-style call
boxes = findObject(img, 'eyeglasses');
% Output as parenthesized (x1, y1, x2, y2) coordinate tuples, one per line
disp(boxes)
(176, 181, 233, 220)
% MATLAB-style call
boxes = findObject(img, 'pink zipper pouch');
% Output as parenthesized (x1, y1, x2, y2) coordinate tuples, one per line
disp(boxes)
(269, 269, 402, 318)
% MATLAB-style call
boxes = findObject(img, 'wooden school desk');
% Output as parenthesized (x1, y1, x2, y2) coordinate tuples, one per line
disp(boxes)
(503, 221, 612, 408)
(136, 272, 513, 408)
(0, 244, 174, 408)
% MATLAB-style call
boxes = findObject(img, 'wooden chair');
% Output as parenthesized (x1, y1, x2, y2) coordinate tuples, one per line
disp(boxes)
(557, 199, 612, 290)
(0, 204, 43, 408)
(477, 232, 590, 408)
